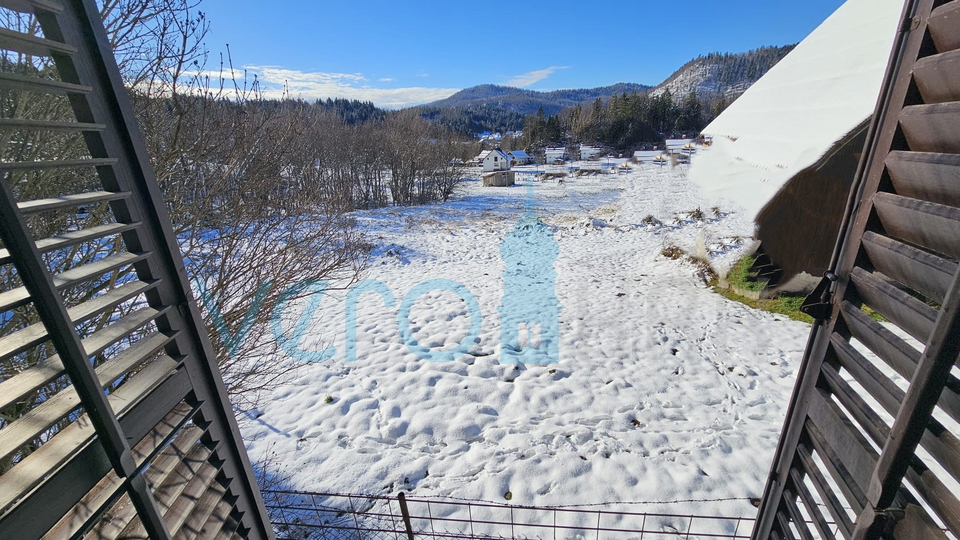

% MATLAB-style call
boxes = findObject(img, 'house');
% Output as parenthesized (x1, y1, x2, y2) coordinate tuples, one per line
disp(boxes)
(633, 150, 666, 164)
(544, 147, 567, 163)
(473, 150, 491, 166)
(689, 0, 904, 287)
(508, 150, 533, 165)
(579, 145, 603, 160)
(665, 139, 696, 155)
(481, 148, 512, 172)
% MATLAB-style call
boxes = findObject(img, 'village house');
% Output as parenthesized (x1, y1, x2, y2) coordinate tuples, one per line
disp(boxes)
(508, 150, 533, 165)
(579, 144, 603, 160)
(633, 150, 666, 164)
(665, 139, 696, 155)
(481, 148, 512, 172)
(544, 147, 567, 163)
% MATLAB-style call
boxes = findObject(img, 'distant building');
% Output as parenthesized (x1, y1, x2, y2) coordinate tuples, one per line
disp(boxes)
(482, 170, 516, 187)
(579, 145, 603, 160)
(474, 150, 491, 166)
(633, 150, 666, 164)
(665, 139, 696, 155)
(481, 148, 512, 172)
(508, 150, 533, 165)
(544, 147, 567, 163)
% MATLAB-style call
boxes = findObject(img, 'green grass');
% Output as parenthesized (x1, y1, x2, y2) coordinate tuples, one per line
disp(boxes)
(726, 254, 764, 292)
(710, 278, 813, 324)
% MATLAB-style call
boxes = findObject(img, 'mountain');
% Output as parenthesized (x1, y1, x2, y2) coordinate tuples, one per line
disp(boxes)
(650, 45, 796, 99)
(414, 46, 795, 137)
(426, 83, 652, 116)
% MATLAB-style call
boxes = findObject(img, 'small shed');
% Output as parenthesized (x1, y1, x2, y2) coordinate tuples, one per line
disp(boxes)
(482, 170, 516, 187)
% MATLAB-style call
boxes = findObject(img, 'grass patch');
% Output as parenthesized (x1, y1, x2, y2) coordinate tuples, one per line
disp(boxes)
(862, 305, 888, 323)
(726, 254, 764, 292)
(661, 245, 684, 260)
(710, 277, 813, 324)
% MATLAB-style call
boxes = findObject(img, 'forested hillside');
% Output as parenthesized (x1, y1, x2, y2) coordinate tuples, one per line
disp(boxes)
(415, 103, 526, 137)
(427, 83, 652, 115)
(651, 45, 795, 99)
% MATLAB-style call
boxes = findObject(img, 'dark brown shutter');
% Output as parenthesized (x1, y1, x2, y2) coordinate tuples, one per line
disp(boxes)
(753, 0, 960, 538)
(0, 1, 273, 538)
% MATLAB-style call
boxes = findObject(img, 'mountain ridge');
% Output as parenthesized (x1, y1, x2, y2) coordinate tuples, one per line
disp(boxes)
(425, 82, 652, 116)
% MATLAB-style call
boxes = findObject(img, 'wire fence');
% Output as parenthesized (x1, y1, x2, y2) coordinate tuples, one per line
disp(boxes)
(261, 490, 760, 540)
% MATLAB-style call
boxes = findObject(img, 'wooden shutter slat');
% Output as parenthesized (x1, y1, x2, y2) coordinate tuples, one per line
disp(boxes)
(0, 158, 117, 171)
(0, 27, 75, 56)
(16, 190, 130, 214)
(0, 317, 49, 360)
(840, 301, 920, 380)
(901, 102, 960, 153)
(0, 221, 142, 266)
(874, 192, 960, 260)
(829, 333, 905, 415)
(0, 72, 89, 94)
(79, 305, 169, 358)
(886, 151, 960, 209)
(914, 49, 960, 104)
(0, 354, 65, 412)
(0, 0, 63, 14)
(862, 231, 956, 304)
(929, 0, 960, 53)
(804, 401, 873, 513)
(850, 267, 938, 343)
(788, 467, 835, 540)
(174, 481, 230, 540)
(781, 488, 815, 540)
(161, 458, 223, 534)
(41, 403, 196, 540)
(796, 442, 854, 539)
(0, 347, 176, 463)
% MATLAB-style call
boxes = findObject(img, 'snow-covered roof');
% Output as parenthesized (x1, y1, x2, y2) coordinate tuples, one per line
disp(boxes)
(665, 139, 694, 148)
(476, 150, 492, 160)
(509, 150, 531, 159)
(633, 150, 664, 159)
(690, 0, 903, 218)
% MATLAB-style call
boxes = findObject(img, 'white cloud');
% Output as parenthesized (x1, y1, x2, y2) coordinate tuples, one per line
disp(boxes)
(506, 66, 570, 88)
(378, 77, 395, 82)
(242, 65, 458, 108)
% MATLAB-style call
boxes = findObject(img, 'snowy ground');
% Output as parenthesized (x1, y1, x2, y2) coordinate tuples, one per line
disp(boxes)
(241, 162, 810, 519)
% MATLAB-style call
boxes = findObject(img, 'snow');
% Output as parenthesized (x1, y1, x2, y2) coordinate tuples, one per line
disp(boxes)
(241, 162, 810, 520)
(689, 0, 904, 218)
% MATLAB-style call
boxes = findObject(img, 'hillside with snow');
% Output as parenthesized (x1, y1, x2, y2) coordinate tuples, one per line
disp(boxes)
(649, 46, 795, 99)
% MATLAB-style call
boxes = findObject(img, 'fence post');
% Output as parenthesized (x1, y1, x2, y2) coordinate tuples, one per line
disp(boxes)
(398, 492, 415, 540)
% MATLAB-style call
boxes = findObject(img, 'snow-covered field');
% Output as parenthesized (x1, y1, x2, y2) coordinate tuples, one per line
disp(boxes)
(242, 163, 810, 519)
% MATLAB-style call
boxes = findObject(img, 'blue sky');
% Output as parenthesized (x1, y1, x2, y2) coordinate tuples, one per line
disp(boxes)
(199, 0, 847, 108)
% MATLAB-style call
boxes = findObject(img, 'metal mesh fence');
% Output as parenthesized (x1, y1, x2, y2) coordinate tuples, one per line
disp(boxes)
(262, 490, 761, 540)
